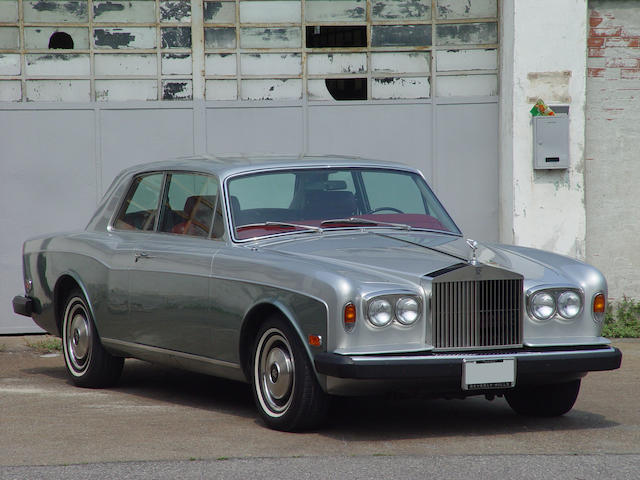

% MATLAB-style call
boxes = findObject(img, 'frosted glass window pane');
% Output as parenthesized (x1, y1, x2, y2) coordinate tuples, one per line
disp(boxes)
(205, 27, 236, 48)
(0, 0, 19, 22)
(371, 52, 429, 74)
(0, 27, 19, 49)
(0, 53, 20, 75)
(95, 53, 157, 75)
(206, 79, 237, 100)
(0, 80, 21, 101)
(372, 0, 431, 20)
(24, 1, 88, 22)
(93, 1, 156, 23)
(372, 77, 430, 99)
(163, 80, 192, 100)
(94, 27, 157, 49)
(371, 25, 431, 47)
(305, 0, 365, 21)
(240, 27, 301, 48)
(25, 54, 90, 75)
(204, 2, 236, 23)
(160, 1, 192, 22)
(162, 53, 192, 74)
(436, 0, 497, 19)
(307, 53, 366, 75)
(241, 79, 301, 100)
(240, 1, 301, 23)
(24, 27, 89, 49)
(436, 22, 497, 46)
(95, 79, 158, 101)
(205, 53, 237, 75)
(241, 53, 301, 75)
(436, 49, 497, 71)
(26, 80, 90, 102)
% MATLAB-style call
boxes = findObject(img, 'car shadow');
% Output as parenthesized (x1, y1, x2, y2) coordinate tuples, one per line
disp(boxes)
(319, 394, 619, 440)
(24, 360, 619, 439)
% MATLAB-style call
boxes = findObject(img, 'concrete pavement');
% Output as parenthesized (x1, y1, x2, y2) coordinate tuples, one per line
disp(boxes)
(0, 336, 638, 476)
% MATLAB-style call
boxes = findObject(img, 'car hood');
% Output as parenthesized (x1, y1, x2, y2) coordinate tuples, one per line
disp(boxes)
(258, 229, 583, 288)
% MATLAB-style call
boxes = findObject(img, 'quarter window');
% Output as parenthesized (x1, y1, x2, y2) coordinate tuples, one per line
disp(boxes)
(158, 173, 220, 237)
(114, 173, 164, 231)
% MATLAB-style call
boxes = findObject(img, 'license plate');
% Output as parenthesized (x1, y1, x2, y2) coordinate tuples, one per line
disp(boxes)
(462, 358, 516, 390)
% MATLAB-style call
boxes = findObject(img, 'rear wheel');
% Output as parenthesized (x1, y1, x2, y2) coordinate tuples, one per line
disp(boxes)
(252, 316, 328, 431)
(506, 379, 581, 417)
(62, 289, 123, 388)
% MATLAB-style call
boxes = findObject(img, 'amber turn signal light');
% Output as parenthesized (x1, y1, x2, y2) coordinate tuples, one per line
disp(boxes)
(344, 302, 356, 332)
(593, 293, 606, 314)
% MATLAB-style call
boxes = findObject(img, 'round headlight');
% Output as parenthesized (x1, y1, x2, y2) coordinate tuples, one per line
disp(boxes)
(557, 291, 581, 319)
(396, 297, 420, 325)
(368, 299, 393, 327)
(531, 292, 555, 320)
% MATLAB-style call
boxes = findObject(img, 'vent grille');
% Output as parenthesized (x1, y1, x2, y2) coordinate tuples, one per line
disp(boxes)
(432, 278, 523, 350)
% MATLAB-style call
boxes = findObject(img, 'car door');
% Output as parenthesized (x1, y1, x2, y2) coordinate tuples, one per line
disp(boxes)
(113, 171, 221, 357)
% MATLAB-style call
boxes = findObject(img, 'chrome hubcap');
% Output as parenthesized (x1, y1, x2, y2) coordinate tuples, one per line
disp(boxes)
(64, 299, 92, 374)
(257, 329, 294, 416)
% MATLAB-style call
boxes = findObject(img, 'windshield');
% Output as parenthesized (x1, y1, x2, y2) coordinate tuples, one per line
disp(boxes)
(226, 167, 460, 240)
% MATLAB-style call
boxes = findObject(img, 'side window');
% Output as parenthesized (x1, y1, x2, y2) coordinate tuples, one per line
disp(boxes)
(113, 173, 164, 231)
(159, 173, 219, 237)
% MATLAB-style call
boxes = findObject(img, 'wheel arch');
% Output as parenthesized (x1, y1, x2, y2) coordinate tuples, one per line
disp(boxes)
(238, 298, 327, 385)
(54, 273, 95, 337)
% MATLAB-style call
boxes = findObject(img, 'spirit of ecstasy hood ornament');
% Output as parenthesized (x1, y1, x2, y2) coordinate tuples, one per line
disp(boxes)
(466, 239, 479, 266)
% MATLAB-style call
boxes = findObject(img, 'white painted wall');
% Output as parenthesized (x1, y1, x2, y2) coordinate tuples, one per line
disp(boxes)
(500, 0, 588, 259)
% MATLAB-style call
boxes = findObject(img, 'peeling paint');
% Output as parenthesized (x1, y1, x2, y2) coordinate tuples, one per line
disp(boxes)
(241, 78, 302, 100)
(204, 1, 235, 23)
(160, 1, 191, 22)
(163, 81, 192, 100)
(205, 27, 236, 48)
(372, 0, 430, 20)
(94, 29, 136, 49)
(371, 24, 431, 47)
(162, 27, 192, 48)
(436, 0, 496, 19)
(239, 1, 301, 23)
(308, 53, 366, 74)
(372, 76, 430, 99)
(25, 1, 88, 22)
(93, 2, 124, 17)
(436, 22, 497, 45)
(240, 27, 301, 49)
(306, 0, 366, 21)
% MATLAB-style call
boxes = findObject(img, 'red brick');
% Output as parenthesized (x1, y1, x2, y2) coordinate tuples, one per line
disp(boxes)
(605, 37, 640, 47)
(590, 16, 604, 27)
(588, 67, 606, 78)
(588, 37, 605, 47)
(621, 68, 640, 79)
(590, 27, 623, 37)
(606, 57, 640, 68)
(588, 47, 605, 58)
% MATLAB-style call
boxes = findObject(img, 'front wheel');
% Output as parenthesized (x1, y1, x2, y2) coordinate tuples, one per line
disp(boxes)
(62, 289, 123, 388)
(252, 316, 328, 431)
(505, 379, 581, 417)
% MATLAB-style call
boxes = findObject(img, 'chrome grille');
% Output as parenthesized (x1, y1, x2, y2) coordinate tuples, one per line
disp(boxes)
(432, 277, 523, 350)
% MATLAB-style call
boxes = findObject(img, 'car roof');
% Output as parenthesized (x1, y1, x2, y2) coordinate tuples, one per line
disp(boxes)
(119, 154, 421, 180)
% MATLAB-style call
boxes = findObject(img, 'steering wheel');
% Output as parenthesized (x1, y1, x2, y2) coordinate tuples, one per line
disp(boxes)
(370, 207, 404, 214)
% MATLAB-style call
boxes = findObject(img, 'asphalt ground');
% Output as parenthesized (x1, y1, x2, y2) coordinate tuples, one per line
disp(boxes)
(1, 336, 638, 478)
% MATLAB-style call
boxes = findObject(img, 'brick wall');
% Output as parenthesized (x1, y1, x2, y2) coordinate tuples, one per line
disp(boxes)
(586, 1, 640, 299)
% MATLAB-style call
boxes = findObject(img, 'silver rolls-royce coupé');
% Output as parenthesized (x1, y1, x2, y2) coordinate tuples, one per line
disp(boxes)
(13, 155, 622, 431)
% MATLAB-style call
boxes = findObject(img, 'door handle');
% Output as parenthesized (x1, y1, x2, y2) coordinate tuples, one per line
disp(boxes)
(134, 252, 154, 262)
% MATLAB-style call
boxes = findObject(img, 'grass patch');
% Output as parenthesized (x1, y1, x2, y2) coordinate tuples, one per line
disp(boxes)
(26, 336, 62, 354)
(604, 297, 640, 338)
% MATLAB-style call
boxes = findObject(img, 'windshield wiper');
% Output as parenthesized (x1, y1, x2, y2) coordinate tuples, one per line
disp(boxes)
(236, 221, 323, 233)
(320, 217, 413, 230)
